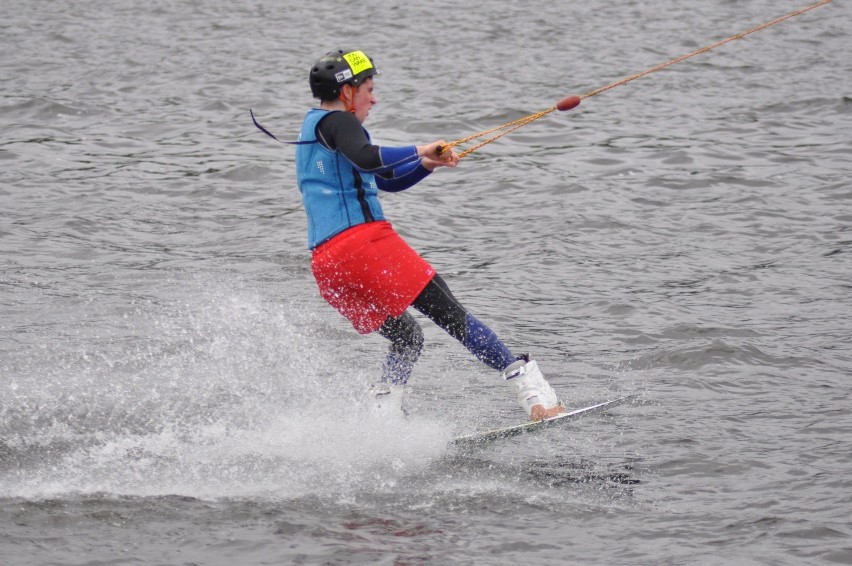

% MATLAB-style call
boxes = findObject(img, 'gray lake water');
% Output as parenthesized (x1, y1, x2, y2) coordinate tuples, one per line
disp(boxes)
(2, 0, 851, 564)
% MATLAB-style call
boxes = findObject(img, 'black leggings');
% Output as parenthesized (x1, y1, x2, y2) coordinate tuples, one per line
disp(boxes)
(377, 273, 465, 363)
(377, 274, 515, 384)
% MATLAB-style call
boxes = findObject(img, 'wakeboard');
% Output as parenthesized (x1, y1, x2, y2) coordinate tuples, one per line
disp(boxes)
(451, 395, 636, 447)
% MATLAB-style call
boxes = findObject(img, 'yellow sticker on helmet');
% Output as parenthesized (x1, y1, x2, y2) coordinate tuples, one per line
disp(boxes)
(342, 51, 373, 75)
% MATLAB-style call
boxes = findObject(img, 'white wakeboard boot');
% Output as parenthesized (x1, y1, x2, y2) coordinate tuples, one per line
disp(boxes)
(502, 356, 566, 421)
(369, 383, 408, 419)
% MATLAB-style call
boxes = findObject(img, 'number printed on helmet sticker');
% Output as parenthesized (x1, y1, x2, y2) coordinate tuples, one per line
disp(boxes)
(342, 51, 372, 75)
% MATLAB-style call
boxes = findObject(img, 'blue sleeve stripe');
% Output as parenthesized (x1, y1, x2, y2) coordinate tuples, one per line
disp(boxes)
(377, 145, 419, 170)
(376, 161, 431, 192)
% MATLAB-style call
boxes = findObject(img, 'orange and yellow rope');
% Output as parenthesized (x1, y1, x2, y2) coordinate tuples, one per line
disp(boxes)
(442, 0, 833, 159)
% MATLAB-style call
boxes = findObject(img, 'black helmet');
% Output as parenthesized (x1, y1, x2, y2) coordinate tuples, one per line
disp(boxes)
(309, 49, 379, 101)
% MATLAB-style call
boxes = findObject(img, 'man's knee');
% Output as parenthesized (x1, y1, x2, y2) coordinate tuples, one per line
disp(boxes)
(380, 312, 424, 361)
(396, 320, 424, 361)
(407, 323, 424, 359)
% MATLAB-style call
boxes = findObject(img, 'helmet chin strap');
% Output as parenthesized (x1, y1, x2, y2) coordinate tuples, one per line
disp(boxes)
(340, 84, 357, 113)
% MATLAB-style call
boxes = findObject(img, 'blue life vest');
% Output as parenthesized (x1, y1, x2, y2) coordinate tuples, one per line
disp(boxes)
(295, 109, 385, 249)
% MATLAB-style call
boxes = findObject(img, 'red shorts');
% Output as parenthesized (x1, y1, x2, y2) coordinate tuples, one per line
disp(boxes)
(311, 221, 435, 334)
